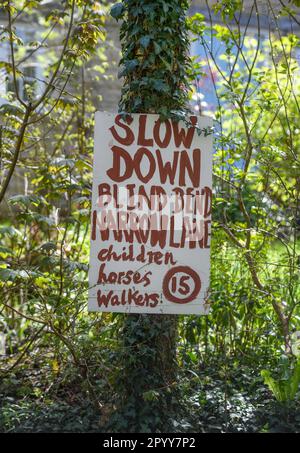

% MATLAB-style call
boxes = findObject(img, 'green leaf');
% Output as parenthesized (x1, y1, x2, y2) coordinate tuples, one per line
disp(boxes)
(0, 103, 24, 116)
(153, 79, 169, 93)
(8, 194, 42, 208)
(140, 35, 151, 49)
(0, 268, 31, 282)
(40, 242, 57, 252)
(110, 3, 124, 21)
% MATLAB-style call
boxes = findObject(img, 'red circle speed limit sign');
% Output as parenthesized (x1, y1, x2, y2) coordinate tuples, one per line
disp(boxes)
(162, 266, 201, 304)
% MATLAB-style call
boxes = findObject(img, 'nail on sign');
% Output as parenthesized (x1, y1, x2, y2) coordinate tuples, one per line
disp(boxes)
(88, 112, 213, 314)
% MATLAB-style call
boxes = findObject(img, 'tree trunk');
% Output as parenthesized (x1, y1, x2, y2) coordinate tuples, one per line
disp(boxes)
(111, 0, 191, 431)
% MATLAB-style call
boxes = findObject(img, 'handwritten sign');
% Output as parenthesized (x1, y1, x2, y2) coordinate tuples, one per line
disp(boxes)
(89, 112, 213, 314)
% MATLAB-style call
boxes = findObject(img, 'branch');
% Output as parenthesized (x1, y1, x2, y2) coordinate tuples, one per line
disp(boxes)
(0, 105, 32, 205)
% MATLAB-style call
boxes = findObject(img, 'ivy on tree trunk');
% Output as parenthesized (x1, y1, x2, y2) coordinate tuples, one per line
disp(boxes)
(112, 0, 191, 117)
(110, 0, 191, 432)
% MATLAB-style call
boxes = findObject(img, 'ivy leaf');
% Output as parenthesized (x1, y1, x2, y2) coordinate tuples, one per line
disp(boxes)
(153, 41, 162, 55)
(140, 35, 151, 49)
(125, 59, 139, 72)
(110, 3, 125, 21)
(153, 79, 169, 93)
(118, 59, 139, 78)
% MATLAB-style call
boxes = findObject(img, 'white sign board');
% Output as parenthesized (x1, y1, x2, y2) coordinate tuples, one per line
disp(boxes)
(89, 112, 213, 314)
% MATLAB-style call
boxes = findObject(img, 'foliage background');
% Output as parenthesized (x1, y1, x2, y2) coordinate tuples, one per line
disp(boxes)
(0, 0, 300, 433)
